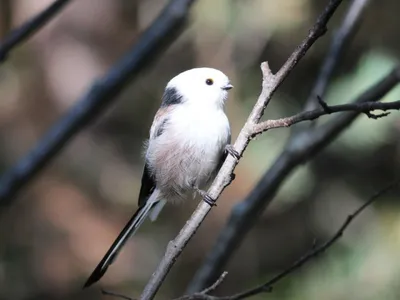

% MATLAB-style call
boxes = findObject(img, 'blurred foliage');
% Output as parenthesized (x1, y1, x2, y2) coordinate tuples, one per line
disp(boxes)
(0, 0, 399, 299)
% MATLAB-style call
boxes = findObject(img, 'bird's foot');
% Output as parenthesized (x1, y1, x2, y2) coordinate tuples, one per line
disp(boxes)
(225, 144, 240, 161)
(194, 187, 216, 207)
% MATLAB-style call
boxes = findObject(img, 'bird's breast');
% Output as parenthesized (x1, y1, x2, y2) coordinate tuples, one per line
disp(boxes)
(170, 104, 230, 149)
(146, 104, 230, 200)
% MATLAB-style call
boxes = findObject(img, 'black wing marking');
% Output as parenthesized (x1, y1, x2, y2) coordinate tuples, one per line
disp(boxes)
(160, 86, 183, 107)
(138, 163, 156, 207)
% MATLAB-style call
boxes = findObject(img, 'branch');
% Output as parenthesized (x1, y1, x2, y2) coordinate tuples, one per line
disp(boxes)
(0, 0, 72, 62)
(304, 0, 371, 111)
(251, 99, 400, 136)
(139, 1, 344, 299)
(186, 0, 384, 290)
(0, 0, 197, 208)
(187, 65, 400, 293)
(181, 180, 399, 300)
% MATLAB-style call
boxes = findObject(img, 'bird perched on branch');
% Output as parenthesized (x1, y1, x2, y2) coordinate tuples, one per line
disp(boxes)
(83, 67, 238, 288)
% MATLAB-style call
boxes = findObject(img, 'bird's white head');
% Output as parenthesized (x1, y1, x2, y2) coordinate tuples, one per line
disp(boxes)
(163, 68, 233, 109)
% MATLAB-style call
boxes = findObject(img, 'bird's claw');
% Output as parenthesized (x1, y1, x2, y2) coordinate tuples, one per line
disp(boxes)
(225, 144, 240, 161)
(195, 187, 217, 207)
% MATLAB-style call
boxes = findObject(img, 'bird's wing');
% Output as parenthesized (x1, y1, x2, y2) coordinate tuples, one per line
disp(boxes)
(138, 106, 173, 207)
(137, 163, 156, 207)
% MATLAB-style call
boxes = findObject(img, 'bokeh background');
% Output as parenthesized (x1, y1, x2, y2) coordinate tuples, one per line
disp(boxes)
(0, 0, 400, 299)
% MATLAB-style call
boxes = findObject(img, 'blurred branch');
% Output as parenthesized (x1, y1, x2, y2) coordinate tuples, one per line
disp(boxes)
(187, 61, 400, 296)
(0, 0, 197, 208)
(180, 180, 399, 300)
(304, 0, 372, 111)
(140, 1, 344, 299)
(0, 0, 72, 62)
(251, 98, 400, 135)
(102, 290, 134, 300)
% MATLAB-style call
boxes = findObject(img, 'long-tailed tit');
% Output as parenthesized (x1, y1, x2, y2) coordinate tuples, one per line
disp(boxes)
(83, 68, 238, 288)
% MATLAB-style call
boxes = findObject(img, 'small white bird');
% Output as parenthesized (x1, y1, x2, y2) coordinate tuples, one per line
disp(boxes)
(83, 67, 238, 288)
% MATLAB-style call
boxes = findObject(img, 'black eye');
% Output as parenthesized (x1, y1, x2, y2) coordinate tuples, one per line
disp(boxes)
(206, 78, 214, 85)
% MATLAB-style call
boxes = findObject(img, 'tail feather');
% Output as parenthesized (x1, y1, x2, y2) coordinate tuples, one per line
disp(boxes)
(83, 191, 160, 288)
(149, 200, 166, 222)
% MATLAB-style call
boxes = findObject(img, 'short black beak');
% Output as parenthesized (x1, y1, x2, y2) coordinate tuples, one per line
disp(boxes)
(222, 83, 234, 91)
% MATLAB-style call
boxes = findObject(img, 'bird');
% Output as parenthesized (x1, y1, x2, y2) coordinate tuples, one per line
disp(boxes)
(83, 67, 238, 288)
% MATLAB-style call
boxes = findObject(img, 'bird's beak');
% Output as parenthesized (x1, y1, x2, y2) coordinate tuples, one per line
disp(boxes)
(222, 83, 233, 91)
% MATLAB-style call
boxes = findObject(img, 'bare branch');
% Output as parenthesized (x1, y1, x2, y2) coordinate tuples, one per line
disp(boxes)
(304, 0, 372, 111)
(139, 1, 344, 299)
(251, 99, 400, 136)
(187, 66, 400, 294)
(0, 0, 197, 208)
(199, 272, 229, 295)
(0, 0, 72, 62)
(182, 180, 399, 300)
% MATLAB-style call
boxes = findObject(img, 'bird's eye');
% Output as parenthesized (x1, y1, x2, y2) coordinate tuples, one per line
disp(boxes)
(206, 78, 214, 85)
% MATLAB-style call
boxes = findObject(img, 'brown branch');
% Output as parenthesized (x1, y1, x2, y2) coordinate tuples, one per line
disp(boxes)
(0, 0, 72, 62)
(251, 99, 400, 136)
(181, 179, 399, 300)
(139, 1, 344, 299)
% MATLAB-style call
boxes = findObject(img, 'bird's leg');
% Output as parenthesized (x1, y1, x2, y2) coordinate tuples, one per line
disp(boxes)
(225, 144, 240, 161)
(193, 186, 216, 207)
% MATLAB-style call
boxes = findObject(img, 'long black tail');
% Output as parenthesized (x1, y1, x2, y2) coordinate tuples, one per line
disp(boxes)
(83, 198, 159, 288)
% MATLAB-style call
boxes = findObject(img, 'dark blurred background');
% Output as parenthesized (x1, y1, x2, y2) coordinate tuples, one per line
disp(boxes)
(0, 0, 400, 299)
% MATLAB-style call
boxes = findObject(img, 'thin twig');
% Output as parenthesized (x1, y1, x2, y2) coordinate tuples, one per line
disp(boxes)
(0, 0, 72, 62)
(139, 1, 344, 299)
(175, 272, 229, 300)
(102, 289, 135, 300)
(251, 99, 400, 136)
(0, 0, 197, 208)
(200, 272, 228, 295)
(182, 180, 398, 300)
